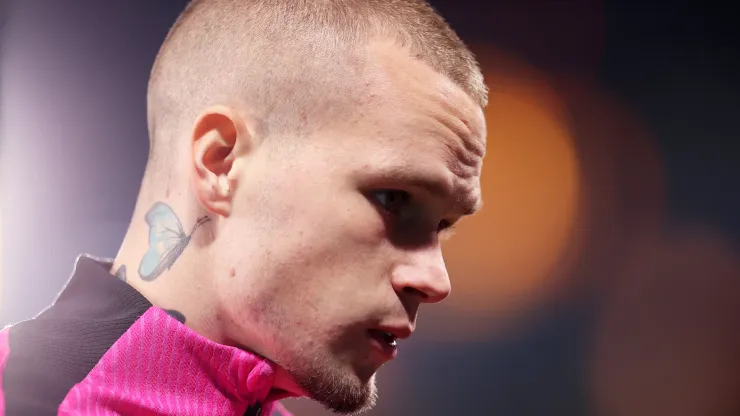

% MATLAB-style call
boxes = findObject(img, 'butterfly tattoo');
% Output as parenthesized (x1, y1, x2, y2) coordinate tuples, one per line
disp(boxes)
(138, 202, 210, 281)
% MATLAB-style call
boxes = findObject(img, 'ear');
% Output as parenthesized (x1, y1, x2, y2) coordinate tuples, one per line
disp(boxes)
(190, 106, 252, 217)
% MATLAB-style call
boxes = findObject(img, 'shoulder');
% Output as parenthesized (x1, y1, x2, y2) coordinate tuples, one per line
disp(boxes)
(1, 300, 146, 414)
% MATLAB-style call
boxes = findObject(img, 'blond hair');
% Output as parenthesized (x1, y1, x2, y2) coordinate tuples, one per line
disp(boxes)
(145, 0, 486, 181)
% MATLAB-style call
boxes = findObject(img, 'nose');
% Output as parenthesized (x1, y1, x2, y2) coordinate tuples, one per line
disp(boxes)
(391, 245, 451, 304)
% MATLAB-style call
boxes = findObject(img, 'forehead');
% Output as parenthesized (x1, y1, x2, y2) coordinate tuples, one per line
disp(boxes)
(333, 41, 487, 211)
(365, 41, 486, 143)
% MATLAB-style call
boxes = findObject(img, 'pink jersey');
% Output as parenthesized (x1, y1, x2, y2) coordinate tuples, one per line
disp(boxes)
(0, 255, 297, 415)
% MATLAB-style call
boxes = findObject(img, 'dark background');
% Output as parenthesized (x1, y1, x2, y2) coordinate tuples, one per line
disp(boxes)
(1, 1, 738, 415)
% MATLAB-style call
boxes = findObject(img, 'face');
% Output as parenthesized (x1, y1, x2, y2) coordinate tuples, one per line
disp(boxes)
(212, 42, 486, 414)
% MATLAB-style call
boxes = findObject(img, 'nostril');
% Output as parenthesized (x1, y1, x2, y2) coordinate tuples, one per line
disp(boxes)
(403, 286, 428, 299)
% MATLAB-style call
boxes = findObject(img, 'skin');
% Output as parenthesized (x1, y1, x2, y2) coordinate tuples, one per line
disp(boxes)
(112, 40, 486, 414)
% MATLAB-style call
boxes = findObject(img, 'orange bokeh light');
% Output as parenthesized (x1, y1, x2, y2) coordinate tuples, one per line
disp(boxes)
(442, 50, 582, 327)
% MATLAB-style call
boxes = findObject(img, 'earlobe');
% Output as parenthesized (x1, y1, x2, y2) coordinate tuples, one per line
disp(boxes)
(190, 106, 247, 217)
(217, 175, 231, 197)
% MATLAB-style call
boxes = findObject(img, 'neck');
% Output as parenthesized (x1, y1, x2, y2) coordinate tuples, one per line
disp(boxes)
(112, 196, 223, 341)
(111, 196, 307, 398)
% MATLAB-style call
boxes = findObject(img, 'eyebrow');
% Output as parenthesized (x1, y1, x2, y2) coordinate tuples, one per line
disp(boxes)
(377, 166, 482, 216)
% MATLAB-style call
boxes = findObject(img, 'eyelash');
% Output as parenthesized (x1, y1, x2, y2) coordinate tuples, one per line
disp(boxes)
(370, 190, 453, 234)
(438, 219, 453, 232)
(371, 190, 410, 214)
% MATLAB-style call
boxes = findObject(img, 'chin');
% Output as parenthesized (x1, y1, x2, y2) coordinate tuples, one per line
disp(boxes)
(293, 362, 379, 415)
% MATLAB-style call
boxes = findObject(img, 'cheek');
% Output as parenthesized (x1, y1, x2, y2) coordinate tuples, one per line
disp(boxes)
(275, 199, 390, 308)
(224, 169, 393, 316)
(260, 174, 385, 259)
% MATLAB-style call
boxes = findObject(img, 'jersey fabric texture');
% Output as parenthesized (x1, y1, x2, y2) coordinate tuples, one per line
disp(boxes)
(0, 254, 296, 416)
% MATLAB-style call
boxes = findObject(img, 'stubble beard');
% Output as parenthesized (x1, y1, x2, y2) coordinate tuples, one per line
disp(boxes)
(284, 351, 379, 415)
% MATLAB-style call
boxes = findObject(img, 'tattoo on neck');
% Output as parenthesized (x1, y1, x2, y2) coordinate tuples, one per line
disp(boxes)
(115, 265, 127, 282)
(164, 309, 187, 324)
(138, 202, 211, 282)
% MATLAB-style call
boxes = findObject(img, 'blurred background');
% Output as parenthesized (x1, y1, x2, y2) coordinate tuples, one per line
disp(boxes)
(1, 1, 739, 415)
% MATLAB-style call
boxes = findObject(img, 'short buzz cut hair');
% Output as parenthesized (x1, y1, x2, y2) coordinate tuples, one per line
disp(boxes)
(145, 0, 487, 182)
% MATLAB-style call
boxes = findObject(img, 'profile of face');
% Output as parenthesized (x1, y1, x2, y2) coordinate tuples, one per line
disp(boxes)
(193, 42, 486, 414)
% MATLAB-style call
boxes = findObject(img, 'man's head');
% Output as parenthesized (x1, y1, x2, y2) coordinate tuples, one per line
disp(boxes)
(140, 0, 487, 413)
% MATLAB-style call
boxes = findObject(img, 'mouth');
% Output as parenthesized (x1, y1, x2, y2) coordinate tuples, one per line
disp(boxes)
(367, 329, 399, 359)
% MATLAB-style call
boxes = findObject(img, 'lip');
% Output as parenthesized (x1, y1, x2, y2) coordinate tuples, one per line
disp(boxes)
(376, 325, 413, 341)
(368, 329, 399, 360)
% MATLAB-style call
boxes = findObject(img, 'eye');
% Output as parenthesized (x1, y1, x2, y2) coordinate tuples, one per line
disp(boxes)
(438, 219, 457, 241)
(370, 190, 411, 215)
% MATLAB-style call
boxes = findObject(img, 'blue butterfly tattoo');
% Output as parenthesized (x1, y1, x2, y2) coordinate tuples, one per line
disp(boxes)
(138, 202, 211, 281)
